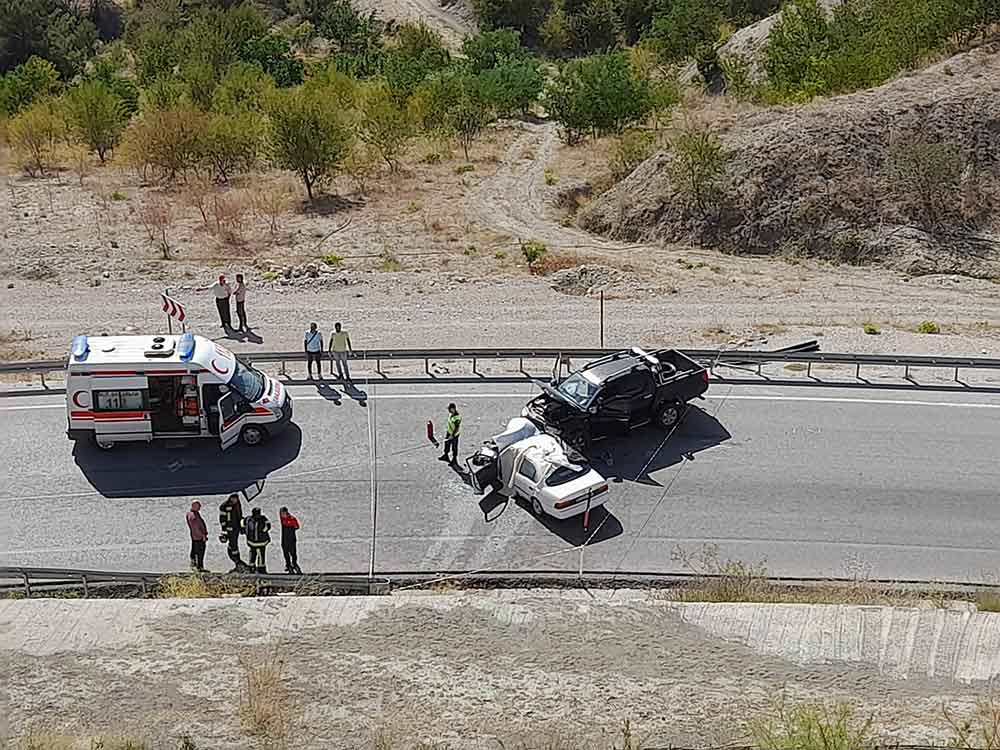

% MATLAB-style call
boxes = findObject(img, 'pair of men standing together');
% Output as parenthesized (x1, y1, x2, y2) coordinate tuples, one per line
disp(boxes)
(201, 274, 248, 332)
(305, 322, 353, 381)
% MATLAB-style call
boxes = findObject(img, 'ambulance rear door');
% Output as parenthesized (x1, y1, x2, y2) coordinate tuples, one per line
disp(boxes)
(90, 375, 153, 444)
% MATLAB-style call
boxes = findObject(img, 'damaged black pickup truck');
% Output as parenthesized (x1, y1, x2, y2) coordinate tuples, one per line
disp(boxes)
(522, 347, 709, 451)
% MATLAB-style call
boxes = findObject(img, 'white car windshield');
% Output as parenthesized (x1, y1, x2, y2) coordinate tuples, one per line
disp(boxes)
(557, 373, 599, 408)
(228, 360, 265, 402)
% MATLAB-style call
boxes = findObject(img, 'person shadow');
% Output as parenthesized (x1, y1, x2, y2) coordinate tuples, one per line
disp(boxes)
(314, 380, 342, 405)
(219, 327, 264, 345)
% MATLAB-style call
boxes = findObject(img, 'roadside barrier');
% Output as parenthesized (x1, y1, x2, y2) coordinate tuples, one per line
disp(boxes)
(3, 346, 1000, 390)
(0, 566, 389, 597)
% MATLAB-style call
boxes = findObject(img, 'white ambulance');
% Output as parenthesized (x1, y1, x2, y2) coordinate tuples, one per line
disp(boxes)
(66, 332, 292, 450)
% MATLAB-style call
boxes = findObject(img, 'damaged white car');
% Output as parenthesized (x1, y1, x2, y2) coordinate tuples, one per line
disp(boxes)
(466, 418, 609, 520)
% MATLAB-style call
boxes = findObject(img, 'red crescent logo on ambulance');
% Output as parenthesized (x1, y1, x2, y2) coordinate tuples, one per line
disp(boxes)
(72, 391, 88, 408)
(211, 358, 230, 375)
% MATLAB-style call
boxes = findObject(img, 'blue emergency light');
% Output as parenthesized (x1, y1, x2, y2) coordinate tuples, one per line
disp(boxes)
(70, 335, 89, 361)
(177, 332, 196, 362)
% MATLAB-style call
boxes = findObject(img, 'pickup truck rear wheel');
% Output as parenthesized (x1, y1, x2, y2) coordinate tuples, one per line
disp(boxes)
(657, 401, 683, 430)
(530, 497, 545, 517)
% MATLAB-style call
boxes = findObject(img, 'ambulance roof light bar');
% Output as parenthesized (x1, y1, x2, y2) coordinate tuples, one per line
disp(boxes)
(70, 335, 89, 361)
(178, 332, 196, 362)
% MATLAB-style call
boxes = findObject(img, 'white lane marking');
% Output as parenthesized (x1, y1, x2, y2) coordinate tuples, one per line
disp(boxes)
(3, 392, 1000, 411)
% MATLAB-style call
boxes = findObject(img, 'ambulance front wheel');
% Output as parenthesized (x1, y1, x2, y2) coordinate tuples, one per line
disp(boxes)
(241, 424, 268, 447)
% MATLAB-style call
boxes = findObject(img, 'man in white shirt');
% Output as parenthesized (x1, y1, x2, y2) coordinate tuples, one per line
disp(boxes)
(199, 274, 232, 329)
(233, 274, 248, 332)
(304, 322, 323, 379)
(328, 322, 353, 381)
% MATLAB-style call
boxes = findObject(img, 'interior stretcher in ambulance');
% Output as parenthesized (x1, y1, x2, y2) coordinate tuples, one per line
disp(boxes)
(66, 333, 292, 450)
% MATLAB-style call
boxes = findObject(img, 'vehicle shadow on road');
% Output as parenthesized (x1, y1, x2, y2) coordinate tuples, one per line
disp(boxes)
(513, 498, 623, 546)
(72, 424, 303, 498)
(476, 490, 623, 546)
(588, 406, 731, 487)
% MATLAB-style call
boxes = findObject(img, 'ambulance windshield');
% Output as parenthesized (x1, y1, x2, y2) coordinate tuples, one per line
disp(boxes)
(228, 360, 265, 402)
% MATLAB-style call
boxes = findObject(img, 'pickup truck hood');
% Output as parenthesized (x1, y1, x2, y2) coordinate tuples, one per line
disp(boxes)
(534, 382, 586, 412)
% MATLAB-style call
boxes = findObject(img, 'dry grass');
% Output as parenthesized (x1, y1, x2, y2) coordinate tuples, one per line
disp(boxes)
(976, 589, 1000, 612)
(750, 698, 874, 750)
(664, 544, 950, 606)
(944, 693, 1000, 750)
(156, 574, 254, 599)
(7, 730, 149, 750)
(239, 651, 297, 749)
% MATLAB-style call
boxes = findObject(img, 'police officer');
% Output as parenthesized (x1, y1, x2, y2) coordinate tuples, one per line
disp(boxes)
(218, 494, 245, 572)
(245, 507, 272, 574)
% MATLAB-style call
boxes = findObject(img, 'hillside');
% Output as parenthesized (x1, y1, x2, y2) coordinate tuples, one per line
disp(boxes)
(581, 41, 1000, 278)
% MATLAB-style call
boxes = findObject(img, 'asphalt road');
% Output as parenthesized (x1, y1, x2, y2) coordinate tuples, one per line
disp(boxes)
(2, 380, 999, 582)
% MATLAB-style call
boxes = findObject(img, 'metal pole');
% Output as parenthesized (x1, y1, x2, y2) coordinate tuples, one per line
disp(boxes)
(599, 291, 605, 348)
(367, 382, 379, 583)
(165, 288, 172, 335)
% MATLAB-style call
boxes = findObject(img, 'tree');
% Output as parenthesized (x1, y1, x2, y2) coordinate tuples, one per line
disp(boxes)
(0, 55, 59, 115)
(203, 110, 263, 182)
(133, 26, 180, 87)
(383, 23, 450, 102)
(539, 0, 574, 55)
(212, 62, 276, 113)
(668, 123, 729, 216)
(269, 87, 353, 200)
(462, 29, 526, 73)
(446, 75, 494, 161)
(63, 80, 127, 163)
(356, 81, 415, 171)
(0, 0, 99, 77)
(477, 58, 544, 117)
(239, 33, 304, 87)
(544, 53, 652, 143)
(646, 0, 724, 63)
(7, 98, 65, 175)
(573, 0, 622, 52)
(120, 105, 209, 181)
(762, 0, 831, 98)
(471, 0, 550, 45)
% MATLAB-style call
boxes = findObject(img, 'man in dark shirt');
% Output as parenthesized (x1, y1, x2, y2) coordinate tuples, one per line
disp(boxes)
(186, 501, 208, 572)
(279, 506, 302, 574)
(245, 507, 272, 574)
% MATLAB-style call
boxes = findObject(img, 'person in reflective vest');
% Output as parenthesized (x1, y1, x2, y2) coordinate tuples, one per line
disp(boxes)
(245, 507, 272, 574)
(438, 403, 461, 464)
(218, 494, 244, 571)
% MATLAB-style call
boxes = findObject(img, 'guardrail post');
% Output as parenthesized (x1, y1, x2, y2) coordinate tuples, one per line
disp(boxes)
(40, 371, 47, 389)
(424, 358, 430, 376)
(280, 360, 287, 377)
(22, 572, 31, 598)
(81, 574, 89, 598)
(376, 358, 383, 376)
(519, 357, 524, 375)
(904, 364, 911, 382)
(954, 366, 960, 383)
(807, 362, 812, 378)
(472, 356, 478, 376)
(855, 363, 861, 380)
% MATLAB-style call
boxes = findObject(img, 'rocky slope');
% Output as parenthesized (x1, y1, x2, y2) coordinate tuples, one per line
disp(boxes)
(582, 41, 1000, 278)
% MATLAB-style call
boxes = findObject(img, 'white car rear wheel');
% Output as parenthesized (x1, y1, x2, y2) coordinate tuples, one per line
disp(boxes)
(530, 497, 545, 517)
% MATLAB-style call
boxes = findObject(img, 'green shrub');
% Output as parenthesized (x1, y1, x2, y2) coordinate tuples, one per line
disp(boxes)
(454, 163, 475, 174)
(495, 250, 507, 259)
(668, 122, 728, 216)
(862, 322, 880, 335)
(544, 52, 652, 144)
(321, 253, 343, 266)
(750, 699, 874, 750)
(520, 240, 547, 270)
(917, 320, 940, 334)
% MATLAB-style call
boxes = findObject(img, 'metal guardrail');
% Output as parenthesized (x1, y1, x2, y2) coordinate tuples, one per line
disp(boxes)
(2, 347, 1000, 387)
(0, 566, 389, 596)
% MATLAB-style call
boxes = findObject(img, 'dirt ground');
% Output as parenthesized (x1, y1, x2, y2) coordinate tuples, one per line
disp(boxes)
(1, 593, 994, 749)
(1, 120, 999, 362)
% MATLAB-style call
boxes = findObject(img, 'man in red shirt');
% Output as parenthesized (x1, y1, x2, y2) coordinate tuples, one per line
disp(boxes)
(279, 506, 302, 574)
(186, 501, 208, 572)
